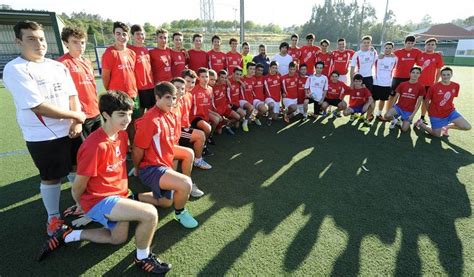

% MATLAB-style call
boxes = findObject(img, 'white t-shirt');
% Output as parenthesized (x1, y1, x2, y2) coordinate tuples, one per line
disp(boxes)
(351, 49, 377, 77)
(3, 57, 78, 142)
(374, 56, 398, 87)
(304, 74, 328, 101)
(272, 53, 293, 76)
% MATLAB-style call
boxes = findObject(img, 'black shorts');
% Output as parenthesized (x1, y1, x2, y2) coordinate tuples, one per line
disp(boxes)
(179, 127, 194, 147)
(191, 117, 205, 129)
(371, 85, 391, 101)
(82, 115, 102, 138)
(138, 89, 156, 109)
(230, 104, 240, 111)
(391, 77, 410, 96)
(362, 76, 373, 92)
(307, 98, 322, 114)
(324, 98, 342, 107)
(26, 136, 72, 181)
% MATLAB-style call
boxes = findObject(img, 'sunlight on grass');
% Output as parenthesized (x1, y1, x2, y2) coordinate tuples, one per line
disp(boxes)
(418, 234, 448, 275)
(359, 227, 402, 275)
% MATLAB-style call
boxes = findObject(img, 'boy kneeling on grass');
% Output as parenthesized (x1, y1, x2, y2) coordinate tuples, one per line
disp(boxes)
(38, 91, 171, 275)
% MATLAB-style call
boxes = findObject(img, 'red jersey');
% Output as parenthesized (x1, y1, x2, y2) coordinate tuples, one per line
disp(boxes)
(326, 81, 350, 100)
(149, 47, 172, 83)
(212, 83, 230, 115)
(425, 81, 459, 118)
(170, 49, 187, 78)
(101, 46, 137, 97)
(134, 106, 179, 169)
(58, 53, 99, 118)
(317, 52, 332, 77)
(346, 87, 372, 107)
(77, 128, 128, 212)
(128, 45, 154, 90)
(282, 74, 299, 99)
(393, 48, 422, 78)
(241, 76, 255, 102)
(208, 49, 227, 73)
(417, 52, 444, 86)
(226, 51, 243, 75)
(188, 49, 209, 72)
(228, 79, 242, 106)
(331, 49, 355, 75)
(264, 73, 282, 101)
(299, 45, 321, 74)
(395, 81, 426, 112)
(190, 85, 213, 121)
(179, 92, 192, 128)
(253, 76, 265, 101)
(297, 75, 308, 104)
(288, 47, 301, 63)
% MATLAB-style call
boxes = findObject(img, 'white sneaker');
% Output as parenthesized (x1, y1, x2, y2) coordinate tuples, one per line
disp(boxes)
(255, 119, 262, 126)
(191, 183, 204, 197)
(389, 118, 398, 129)
(194, 159, 212, 170)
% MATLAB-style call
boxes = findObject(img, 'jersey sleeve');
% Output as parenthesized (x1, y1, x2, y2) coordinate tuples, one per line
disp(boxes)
(76, 142, 99, 177)
(3, 63, 45, 110)
(323, 76, 328, 91)
(63, 66, 79, 97)
(395, 82, 404, 94)
(101, 49, 113, 70)
(418, 84, 426, 98)
(437, 53, 445, 68)
(350, 52, 358, 67)
(304, 77, 311, 89)
(134, 119, 154, 150)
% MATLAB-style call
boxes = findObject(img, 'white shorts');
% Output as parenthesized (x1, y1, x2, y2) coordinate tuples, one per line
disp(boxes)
(297, 104, 304, 113)
(265, 98, 280, 114)
(338, 74, 348, 84)
(253, 99, 265, 109)
(283, 98, 298, 109)
(239, 100, 250, 109)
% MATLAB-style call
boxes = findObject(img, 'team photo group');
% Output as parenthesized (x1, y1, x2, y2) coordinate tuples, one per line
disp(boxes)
(3, 19, 472, 274)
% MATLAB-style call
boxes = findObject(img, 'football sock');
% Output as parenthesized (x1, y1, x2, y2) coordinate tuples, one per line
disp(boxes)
(175, 208, 184, 215)
(136, 247, 150, 260)
(65, 230, 83, 243)
(40, 183, 61, 222)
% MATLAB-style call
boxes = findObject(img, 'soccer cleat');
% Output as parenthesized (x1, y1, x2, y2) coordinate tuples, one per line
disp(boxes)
(174, 209, 198, 228)
(47, 216, 65, 237)
(242, 120, 249, 132)
(321, 111, 327, 117)
(389, 118, 398, 129)
(191, 183, 204, 197)
(254, 118, 262, 126)
(194, 159, 212, 170)
(38, 223, 72, 261)
(134, 253, 172, 274)
(224, 126, 235, 135)
(349, 114, 355, 122)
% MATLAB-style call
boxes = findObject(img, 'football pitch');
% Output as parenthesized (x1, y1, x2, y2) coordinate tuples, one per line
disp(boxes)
(0, 66, 473, 276)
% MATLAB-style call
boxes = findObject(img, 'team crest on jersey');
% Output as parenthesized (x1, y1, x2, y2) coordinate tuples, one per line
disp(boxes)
(407, 53, 410, 57)
(273, 80, 278, 84)
(53, 83, 63, 92)
(357, 92, 360, 96)
(178, 55, 182, 60)
(408, 88, 412, 92)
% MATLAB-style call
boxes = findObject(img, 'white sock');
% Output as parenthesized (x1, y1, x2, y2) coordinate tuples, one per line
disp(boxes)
(194, 157, 202, 163)
(243, 119, 248, 124)
(65, 230, 83, 243)
(40, 183, 61, 222)
(136, 247, 150, 260)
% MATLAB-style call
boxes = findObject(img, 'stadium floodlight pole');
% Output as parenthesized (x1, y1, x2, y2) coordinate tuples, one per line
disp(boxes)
(380, 0, 390, 46)
(240, 0, 245, 43)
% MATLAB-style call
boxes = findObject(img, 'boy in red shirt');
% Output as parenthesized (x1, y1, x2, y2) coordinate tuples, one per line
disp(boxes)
(417, 38, 444, 123)
(297, 64, 309, 118)
(226, 38, 243, 75)
(288, 34, 301, 64)
(331, 38, 354, 84)
(38, 91, 171, 275)
(322, 71, 349, 118)
(59, 27, 100, 138)
(149, 28, 172, 83)
(415, 67, 471, 137)
(384, 66, 425, 132)
(343, 74, 374, 127)
(264, 61, 283, 125)
(228, 67, 247, 126)
(317, 39, 332, 77)
(299, 33, 321, 75)
(253, 64, 269, 125)
(170, 32, 188, 78)
(188, 34, 209, 72)
(212, 69, 241, 135)
(240, 62, 256, 131)
(208, 35, 227, 73)
(282, 61, 299, 122)
(133, 82, 198, 229)
(129, 24, 155, 113)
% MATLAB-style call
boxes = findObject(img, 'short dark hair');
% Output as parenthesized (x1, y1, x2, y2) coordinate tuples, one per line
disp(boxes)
(218, 69, 228, 76)
(234, 66, 243, 74)
(353, 74, 363, 81)
(405, 35, 416, 43)
(242, 41, 249, 47)
(320, 39, 330, 46)
(154, 81, 176, 98)
(270, 61, 278, 67)
(171, 77, 185, 84)
(14, 20, 43, 40)
(305, 33, 315, 40)
(256, 63, 264, 69)
(246, 61, 256, 69)
(208, 69, 217, 77)
(156, 28, 168, 35)
(192, 33, 203, 42)
(425, 37, 438, 44)
(172, 32, 183, 39)
(211, 35, 221, 43)
(99, 91, 134, 121)
(130, 24, 144, 35)
(61, 26, 86, 43)
(337, 38, 345, 43)
(258, 44, 265, 48)
(279, 42, 289, 50)
(315, 61, 325, 68)
(361, 35, 372, 41)
(331, 70, 340, 76)
(197, 67, 209, 75)
(299, 63, 307, 69)
(410, 66, 422, 73)
(384, 41, 394, 47)
(289, 61, 297, 68)
(440, 66, 453, 74)
(291, 34, 299, 40)
(229, 38, 238, 45)
(181, 69, 197, 79)
(113, 21, 129, 33)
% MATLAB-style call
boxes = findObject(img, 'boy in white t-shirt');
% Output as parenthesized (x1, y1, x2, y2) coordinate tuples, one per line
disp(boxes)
(3, 20, 86, 236)
(304, 61, 328, 117)
(272, 42, 293, 76)
(372, 42, 397, 120)
(350, 35, 377, 92)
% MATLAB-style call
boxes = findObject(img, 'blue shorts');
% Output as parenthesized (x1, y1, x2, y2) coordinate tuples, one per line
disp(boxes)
(87, 196, 121, 230)
(138, 166, 173, 199)
(350, 105, 365, 114)
(430, 110, 462, 129)
(393, 104, 413, 122)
